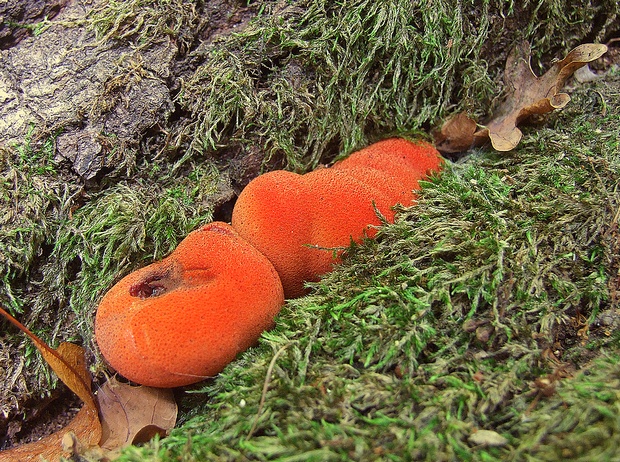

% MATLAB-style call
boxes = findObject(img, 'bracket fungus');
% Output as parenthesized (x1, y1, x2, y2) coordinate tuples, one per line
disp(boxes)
(95, 138, 442, 387)
(95, 222, 284, 388)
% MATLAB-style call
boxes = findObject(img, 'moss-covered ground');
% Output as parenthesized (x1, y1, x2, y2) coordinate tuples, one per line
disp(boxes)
(111, 74, 620, 461)
(0, 0, 618, 460)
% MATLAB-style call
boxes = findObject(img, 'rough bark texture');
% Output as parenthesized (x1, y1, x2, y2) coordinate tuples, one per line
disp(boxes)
(1, 1, 174, 178)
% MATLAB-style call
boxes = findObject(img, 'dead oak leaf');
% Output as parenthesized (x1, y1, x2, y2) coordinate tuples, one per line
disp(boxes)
(0, 406, 101, 462)
(478, 41, 608, 151)
(0, 306, 101, 462)
(97, 377, 177, 452)
(0, 307, 179, 462)
(432, 112, 479, 153)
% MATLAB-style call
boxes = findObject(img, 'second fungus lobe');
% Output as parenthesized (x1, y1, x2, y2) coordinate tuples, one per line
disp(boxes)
(232, 138, 443, 297)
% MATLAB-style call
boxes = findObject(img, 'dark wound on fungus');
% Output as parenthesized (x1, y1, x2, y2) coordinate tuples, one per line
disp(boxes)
(128, 264, 182, 299)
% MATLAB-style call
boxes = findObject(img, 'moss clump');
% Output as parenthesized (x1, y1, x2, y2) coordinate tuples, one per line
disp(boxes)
(0, 152, 220, 398)
(182, 0, 619, 170)
(112, 76, 619, 461)
(88, 0, 204, 52)
(86, 0, 619, 172)
(1, 0, 619, 453)
(179, 0, 496, 169)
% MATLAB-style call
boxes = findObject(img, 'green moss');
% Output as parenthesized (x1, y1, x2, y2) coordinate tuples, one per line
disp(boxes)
(2, 0, 619, 456)
(0, 127, 65, 315)
(179, 0, 498, 170)
(108, 75, 620, 461)
(88, 0, 203, 51)
(4, 17, 53, 37)
(86, 0, 619, 172)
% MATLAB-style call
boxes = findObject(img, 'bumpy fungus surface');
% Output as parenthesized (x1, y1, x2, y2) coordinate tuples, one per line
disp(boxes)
(232, 138, 443, 297)
(96, 138, 442, 387)
(94, 222, 284, 388)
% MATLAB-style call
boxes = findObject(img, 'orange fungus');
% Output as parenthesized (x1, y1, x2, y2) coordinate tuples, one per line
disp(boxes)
(95, 138, 442, 387)
(232, 138, 443, 297)
(94, 222, 285, 388)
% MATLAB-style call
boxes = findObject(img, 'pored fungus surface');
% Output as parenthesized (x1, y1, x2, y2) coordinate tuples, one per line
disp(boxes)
(95, 222, 284, 388)
(232, 138, 443, 297)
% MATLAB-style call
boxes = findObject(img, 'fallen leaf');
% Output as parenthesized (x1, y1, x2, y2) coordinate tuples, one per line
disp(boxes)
(0, 306, 102, 462)
(0, 406, 101, 462)
(0, 306, 179, 461)
(97, 377, 177, 451)
(478, 41, 608, 151)
(433, 112, 479, 154)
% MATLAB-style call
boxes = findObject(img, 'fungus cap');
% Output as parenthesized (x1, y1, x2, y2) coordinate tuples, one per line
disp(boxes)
(95, 222, 285, 387)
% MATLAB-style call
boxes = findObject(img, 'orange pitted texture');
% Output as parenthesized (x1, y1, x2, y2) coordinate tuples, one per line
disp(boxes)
(232, 138, 443, 298)
(95, 222, 284, 388)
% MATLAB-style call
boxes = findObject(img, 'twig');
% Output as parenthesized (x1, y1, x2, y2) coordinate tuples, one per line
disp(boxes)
(247, 342, 294, 438)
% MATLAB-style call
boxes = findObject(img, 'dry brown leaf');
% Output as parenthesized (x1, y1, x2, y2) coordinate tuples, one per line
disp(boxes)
(0, 306, 179, 461)
(478, 41, 608, 151)
(433, 112, 479, 153)
(97, 377, 178, 451)
(0, 406, 101, 462)
(0, 306, 102, 462)
(436, 42, 609, 154)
